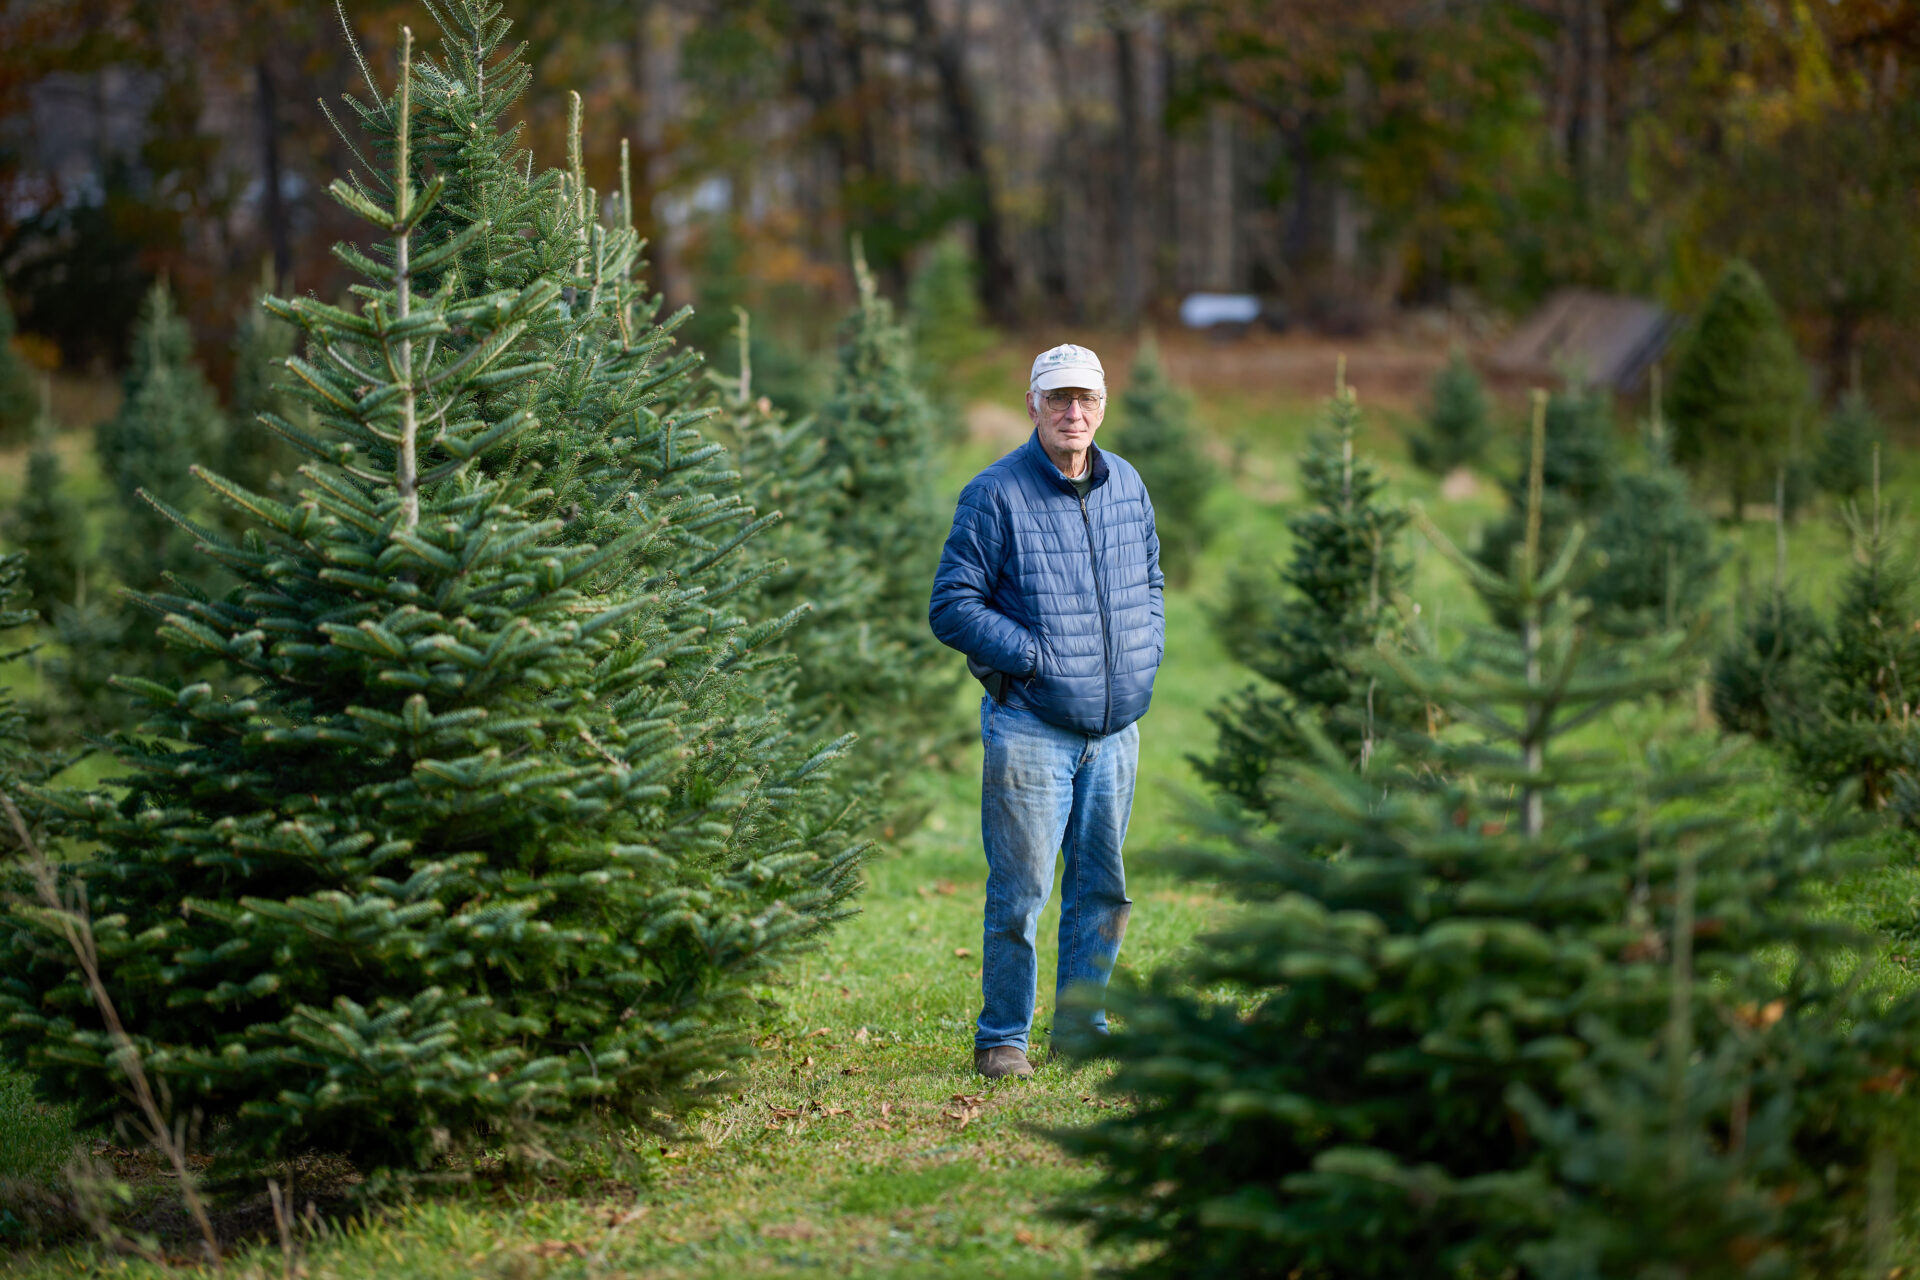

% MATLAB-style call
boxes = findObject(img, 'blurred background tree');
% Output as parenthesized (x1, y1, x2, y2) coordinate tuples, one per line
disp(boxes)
(1107, 338, 1217, 589)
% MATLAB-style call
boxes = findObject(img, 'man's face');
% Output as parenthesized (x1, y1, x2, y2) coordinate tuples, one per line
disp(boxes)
(1029, 386, 1106, 459)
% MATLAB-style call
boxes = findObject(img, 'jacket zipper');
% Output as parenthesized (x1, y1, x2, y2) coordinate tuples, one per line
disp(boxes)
(1079, 491, 1113, 735)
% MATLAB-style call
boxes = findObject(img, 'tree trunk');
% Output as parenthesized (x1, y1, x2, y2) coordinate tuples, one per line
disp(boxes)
(1582, 0, 1608, 191)
(1112, 18, 1144, 324)
(1206, 103, 1234, 290)
(255, 59, 291, 287)
(904, 0, 1018, 324)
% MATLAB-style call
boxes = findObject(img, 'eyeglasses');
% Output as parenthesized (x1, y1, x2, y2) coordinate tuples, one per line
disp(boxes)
(1042, 390, 1105, 412)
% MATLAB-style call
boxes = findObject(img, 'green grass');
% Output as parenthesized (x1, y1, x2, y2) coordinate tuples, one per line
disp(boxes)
(5, 356, 1920, 1274)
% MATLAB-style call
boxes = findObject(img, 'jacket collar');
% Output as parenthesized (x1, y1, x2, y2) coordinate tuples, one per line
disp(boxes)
(1021, 430, 1110, 496)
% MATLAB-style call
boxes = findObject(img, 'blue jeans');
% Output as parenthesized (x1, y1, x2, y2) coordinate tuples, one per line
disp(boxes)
(976, 697, 1138, 1052)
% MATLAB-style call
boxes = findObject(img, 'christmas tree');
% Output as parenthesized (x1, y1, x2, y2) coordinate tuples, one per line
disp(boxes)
(907, 235, 992, 446)
(1666, 260, 1808, 522)
(1107, 338, 1217, 588)
(1773, 462, 1920, 812)
(0, 554, 59, 848)
(1711, 486, 1821, 741)
(1409, 348, 1491, 476)
(0, 294, 37, 444)
(789, 243, 957, 770)
(1200, 369, 1410, 818)
(1057, 407, 1920, 1278)
(2, 384, 88, 619)
(1581, 393, 1723, 637)
(93, 281, 227, 589)
(1813, 390, 1886, 503)
(1476, 384, 1617, 584)
(0, 5, 863, 1175)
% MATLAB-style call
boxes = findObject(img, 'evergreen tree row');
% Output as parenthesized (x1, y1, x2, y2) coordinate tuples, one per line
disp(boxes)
(1065, 406, 1920, 1278)
(0, 1, 865, 1176)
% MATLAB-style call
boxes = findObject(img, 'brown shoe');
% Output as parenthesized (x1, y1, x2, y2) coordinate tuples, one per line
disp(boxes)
(973, 1046, 1035, 1079)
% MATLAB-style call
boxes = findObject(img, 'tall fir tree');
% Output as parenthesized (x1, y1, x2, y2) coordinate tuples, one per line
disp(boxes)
(1107, 338, 1217, 588)
(0, 5, 863, 1175)
(2, 383, 89, 619)
(1409, 348, 1491, 475)
(1057, 406, 1920, 1278)
(0, 294, 37, 444)
(93, 281, 226, 590)
(1666, 260, 1808, 521)
(1201, 370, 1410, 818)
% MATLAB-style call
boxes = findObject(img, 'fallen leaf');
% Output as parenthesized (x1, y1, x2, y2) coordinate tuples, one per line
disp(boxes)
(767, 1104, 803, 1120)
(951, 1092, 987, 1106)
(800, 1055, 815, 1068)
(1015, 1228, 1035, 1245)
(605, 1207, 648, 1227)
(841, 1066, 867, 1076)
(933, 879, 958, 895)
(526, 1241, 588, 1258)
(804, 1027, 832, 1039)
(839, 985, 853, 997)
(853, 1027, 871, 1044)
(953, 947, 971, 958)
(1735, 999, 1787, 1030)
(880, 1101, 893, 1118)
(762, 1222, 817, 1241)
(820, 1106, 851, 1116)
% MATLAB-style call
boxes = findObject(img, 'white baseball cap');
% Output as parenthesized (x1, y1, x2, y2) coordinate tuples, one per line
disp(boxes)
(1029, 343, 1106, 394)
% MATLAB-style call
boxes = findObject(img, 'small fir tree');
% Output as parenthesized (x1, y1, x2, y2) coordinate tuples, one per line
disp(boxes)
(93, 281, 226, 589)
(1711, 486, 1820, 741)
(0, 7, 863, 1175)
(1667, 260, 1808, 521)
(1057, 406, 1920, 1278)
(1712, 594, 1823, 742)
(1409, 348, 1491, 475)
(907, 235, 993, 446)
(793, 244, 957, 768)
(1813, 390, 1886, 503)
(2, 384, 89, 618)
(1200, 370, 1410, 817)
(1774, 461, 1920, 811)
(0, 294, 37, 444)
(1108, 338, 1217, 588)
(0, 554, 60, 851)
(1477, 384, 1618, 581)
(1580, 401, 1724, 636)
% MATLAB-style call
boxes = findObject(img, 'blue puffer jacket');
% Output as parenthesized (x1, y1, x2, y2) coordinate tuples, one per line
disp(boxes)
(929, 431, 1165, 736)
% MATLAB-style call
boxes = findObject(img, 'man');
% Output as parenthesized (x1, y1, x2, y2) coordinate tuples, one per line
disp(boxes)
(929, 343, 1166, 1080)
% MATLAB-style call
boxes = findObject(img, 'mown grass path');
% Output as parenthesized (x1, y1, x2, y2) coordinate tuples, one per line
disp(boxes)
(8, 354, 1918, 1275)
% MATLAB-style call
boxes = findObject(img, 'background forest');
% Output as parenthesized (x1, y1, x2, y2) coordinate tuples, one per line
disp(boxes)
(3, 0, 1919, 409)
(5, 1, 1920, 1278)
